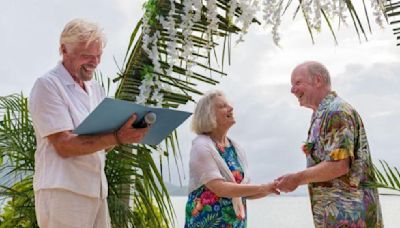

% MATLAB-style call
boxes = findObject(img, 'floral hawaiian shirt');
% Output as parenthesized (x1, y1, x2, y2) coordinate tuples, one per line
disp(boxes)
(184, 144, 246, 228)
(305, 91, 383, 228)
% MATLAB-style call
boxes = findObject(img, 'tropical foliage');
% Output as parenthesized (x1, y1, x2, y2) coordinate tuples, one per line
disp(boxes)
(0, 0, 399, 227)
(385, 0, 400, 46)
(0, 94, 36, 227)
(369, 160, 400, 194)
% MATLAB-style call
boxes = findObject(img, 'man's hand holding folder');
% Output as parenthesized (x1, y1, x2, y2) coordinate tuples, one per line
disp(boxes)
(74, 98, 192, 145)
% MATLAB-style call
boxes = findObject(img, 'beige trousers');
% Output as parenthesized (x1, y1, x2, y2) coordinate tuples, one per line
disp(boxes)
(35, 189, 111, 228)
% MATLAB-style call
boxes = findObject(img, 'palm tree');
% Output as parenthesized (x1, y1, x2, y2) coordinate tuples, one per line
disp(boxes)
(1, 0, 399, 227)
(0, 94, 36, 227)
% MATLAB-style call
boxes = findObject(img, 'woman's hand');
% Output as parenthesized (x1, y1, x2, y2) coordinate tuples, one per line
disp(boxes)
(261, 182, 280, 195)
(246, 182, 280, 199)
(206, 179, 279, 198)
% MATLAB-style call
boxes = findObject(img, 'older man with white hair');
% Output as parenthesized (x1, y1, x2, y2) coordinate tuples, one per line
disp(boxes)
(29, 18, 148, 227)
(275, 61, 383, 227)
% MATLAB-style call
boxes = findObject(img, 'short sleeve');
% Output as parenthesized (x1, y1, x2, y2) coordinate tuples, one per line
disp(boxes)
(29, 78, 74, 138)
(189, 143, 224, 187)
(323, 111, 355, 162)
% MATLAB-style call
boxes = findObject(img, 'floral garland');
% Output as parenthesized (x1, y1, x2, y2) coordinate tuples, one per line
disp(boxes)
(181, 0, 201, 77)
(138, 11, 163, 106)
(206, 0, 220, 49)
(263, 0, 282, 46)
(236, 0, 260, 44)
(371, 0, 385, 27)
(137, 0, 385, 105)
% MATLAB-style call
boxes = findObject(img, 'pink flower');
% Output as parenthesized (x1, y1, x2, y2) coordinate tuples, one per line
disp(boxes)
(301, 142, 314, 155)
(232, 170, 243, 183)
(354, 219, 366, 228)
(336, 219, 366, 228)
(216, 144, 225, 152)
(200, 190, 219, 205)
(337, 220, 349, 226)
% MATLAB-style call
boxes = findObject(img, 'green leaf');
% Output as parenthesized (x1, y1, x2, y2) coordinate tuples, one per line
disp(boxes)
(366, 160, 400, 194)
(203, 205, 212, 212)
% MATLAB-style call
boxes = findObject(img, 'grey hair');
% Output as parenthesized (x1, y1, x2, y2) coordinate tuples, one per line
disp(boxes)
(191, 90, 225, 134)
(305, 61, 331, 86)
(59, 18, 107, 54)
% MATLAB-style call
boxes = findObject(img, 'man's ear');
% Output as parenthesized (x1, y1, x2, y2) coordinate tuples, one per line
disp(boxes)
(315, 74, 324, 87)
(60, 44, 68, 55)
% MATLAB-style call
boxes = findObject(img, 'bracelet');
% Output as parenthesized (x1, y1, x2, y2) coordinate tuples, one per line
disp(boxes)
(114, 131, 122, 145)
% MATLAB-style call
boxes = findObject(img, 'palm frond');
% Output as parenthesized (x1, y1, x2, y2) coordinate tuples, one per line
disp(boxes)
(106, 144, 175, 227)
(116, 0, 248, 107)
(0, 94, 35, 187)
(364, 160, 400, 195)
(385, 0, 400, 46)
(0, 94, 37, 226)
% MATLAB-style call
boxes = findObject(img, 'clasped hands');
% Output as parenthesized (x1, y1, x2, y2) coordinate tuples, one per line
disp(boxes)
(259, 173, 300, 197)
(273, 173, 301, 193)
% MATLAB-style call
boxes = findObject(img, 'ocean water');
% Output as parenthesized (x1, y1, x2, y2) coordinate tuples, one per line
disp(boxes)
(171, 195, 400, 227)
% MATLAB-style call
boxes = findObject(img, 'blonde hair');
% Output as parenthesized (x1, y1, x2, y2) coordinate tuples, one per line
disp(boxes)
(191, 90, 225, 134)
(59, 18, 107, 54)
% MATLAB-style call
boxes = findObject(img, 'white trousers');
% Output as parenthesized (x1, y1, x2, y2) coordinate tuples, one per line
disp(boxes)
(35, 189, 111, 228)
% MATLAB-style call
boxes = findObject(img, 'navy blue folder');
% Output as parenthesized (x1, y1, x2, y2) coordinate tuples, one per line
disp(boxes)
(74, 98, 192, 145)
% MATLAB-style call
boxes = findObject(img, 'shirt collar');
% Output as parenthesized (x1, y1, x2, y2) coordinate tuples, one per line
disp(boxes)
(312, 91, 337, 120)
(53, 61, 93, 87)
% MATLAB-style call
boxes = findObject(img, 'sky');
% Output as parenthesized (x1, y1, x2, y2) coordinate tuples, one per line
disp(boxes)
(1, 1, 399, 196)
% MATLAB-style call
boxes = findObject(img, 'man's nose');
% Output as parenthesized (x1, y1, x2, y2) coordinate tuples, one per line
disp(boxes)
(90, 56, 101, 65)
(94, 57, 100, 65)
(290, 86, 296, 94)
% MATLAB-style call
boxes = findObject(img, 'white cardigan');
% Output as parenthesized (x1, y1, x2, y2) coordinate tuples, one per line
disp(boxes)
(188, 134, 251, 218)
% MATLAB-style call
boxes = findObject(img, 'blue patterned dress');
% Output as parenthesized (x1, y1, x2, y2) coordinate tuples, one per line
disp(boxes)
(184, 144, 246, 228)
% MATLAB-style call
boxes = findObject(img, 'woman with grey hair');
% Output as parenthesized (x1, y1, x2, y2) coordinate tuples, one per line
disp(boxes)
(184, 90, 278, 228)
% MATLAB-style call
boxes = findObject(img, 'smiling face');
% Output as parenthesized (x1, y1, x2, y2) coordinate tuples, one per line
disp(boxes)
(213, 95, 235, 131)
(290, 66, 321, 111)
(61, 40, 103, 82)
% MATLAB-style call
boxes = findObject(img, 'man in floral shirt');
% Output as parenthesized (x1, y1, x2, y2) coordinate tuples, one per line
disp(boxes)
(275, 61, 383, 227)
